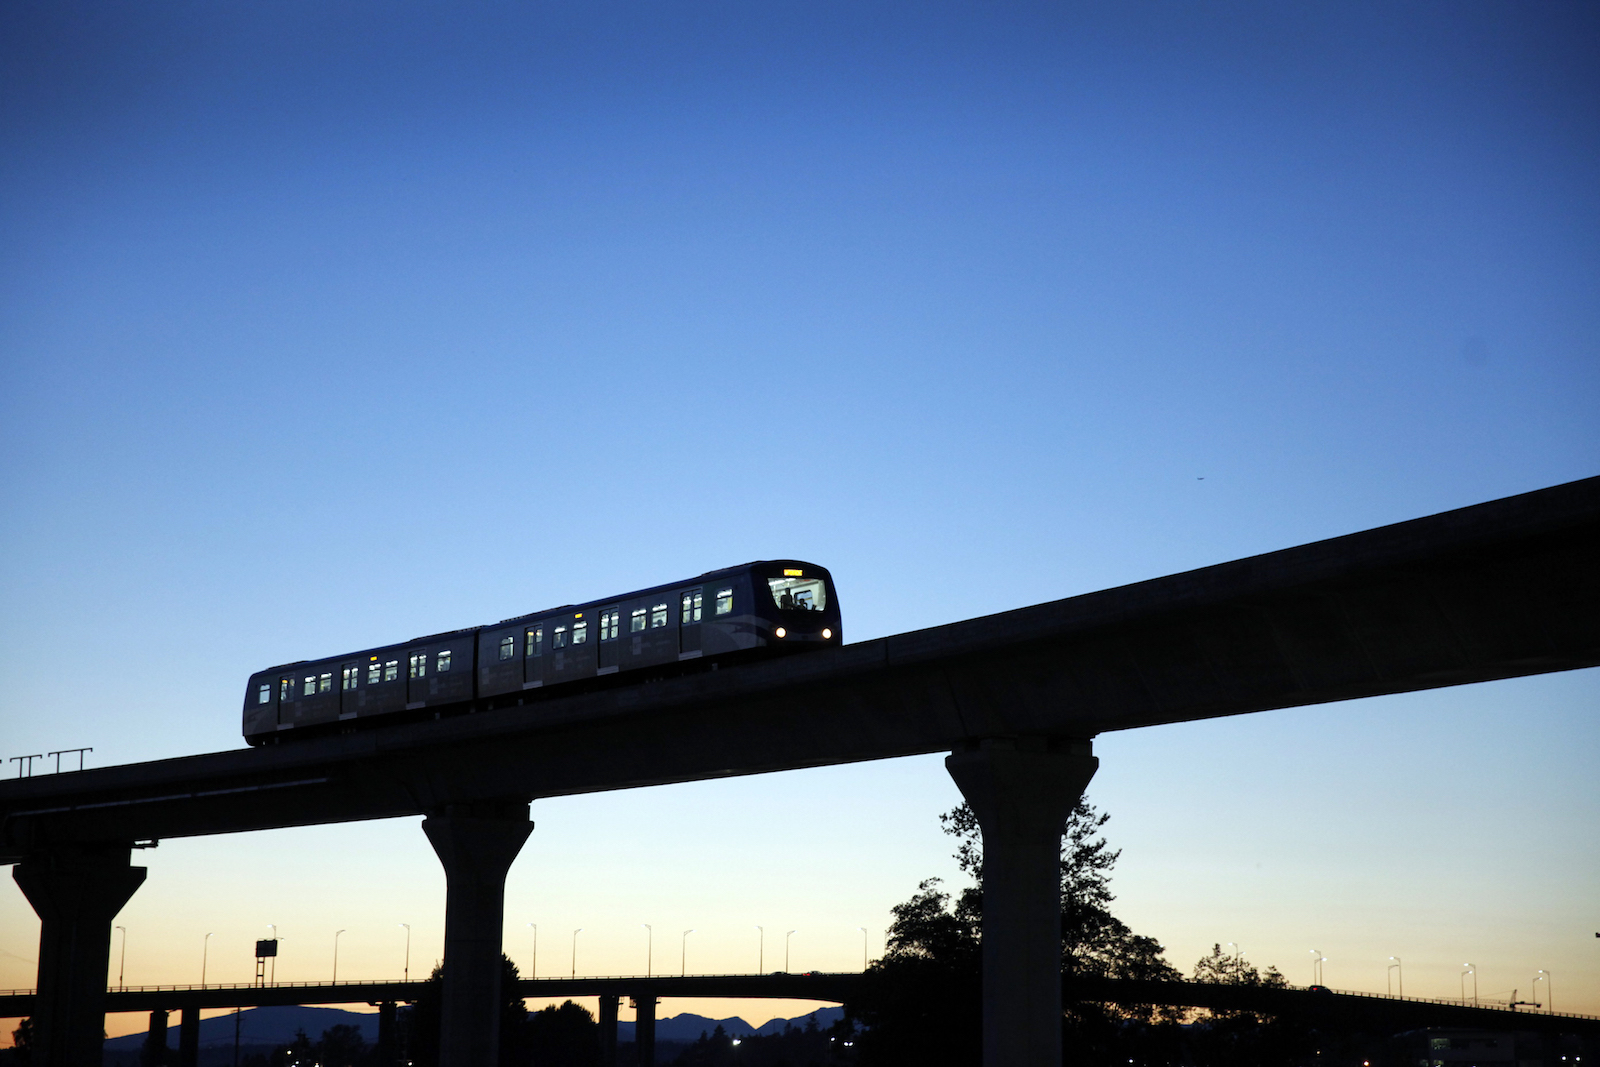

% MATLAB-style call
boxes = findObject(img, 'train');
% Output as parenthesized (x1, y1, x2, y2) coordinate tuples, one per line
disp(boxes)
(242, 560, 840, 745)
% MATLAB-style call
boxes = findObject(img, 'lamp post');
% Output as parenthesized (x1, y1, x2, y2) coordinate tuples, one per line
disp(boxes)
(1461, 964, 1477, 1006)
(267, 925, 278, 984)
(643, 925, 652, 977)
(860, 928, 869, 971)
(681, 930, 694, 976)
(202, 932, 213, 987)
(785, 930, 797, 974)
(1535, 970, 1550, 1012)
(1309, 950, 1325, 987)
(115, 925, 127, 991)
(399, 924, 411, 983)
(1388, 957, 1402, 997)
(527, 923, 538, 980)
(333, 930, 346, 983)
(572, 929, 582, 978)
(1227, 943, 1243, 979)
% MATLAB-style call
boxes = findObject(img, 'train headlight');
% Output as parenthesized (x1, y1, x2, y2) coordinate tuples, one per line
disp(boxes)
(775, 627, 786, 639)
(822, 628, 832, 639)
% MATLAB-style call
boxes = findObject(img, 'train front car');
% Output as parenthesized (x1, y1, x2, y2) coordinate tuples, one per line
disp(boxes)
(749, 561, 841, 650)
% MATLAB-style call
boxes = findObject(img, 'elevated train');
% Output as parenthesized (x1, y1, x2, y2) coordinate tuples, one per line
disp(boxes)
(242, 560, 839, 745)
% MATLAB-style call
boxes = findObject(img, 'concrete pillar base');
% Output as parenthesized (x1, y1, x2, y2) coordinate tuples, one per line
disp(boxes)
(179, 1005, 200, 1067)
(423, 800, 533, 1067)
(632, 995, 657, 1067)
(13, 844, 147, 1067)
(946, 737, 1097, 1067)
(598, 993, 619, 1066)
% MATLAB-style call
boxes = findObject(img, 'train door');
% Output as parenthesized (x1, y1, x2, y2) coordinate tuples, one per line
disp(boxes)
(339, 662, 361, 719)
(597, 606, 621, 672)
(523, 622, 544, 688)
(679, 587, 703, 655)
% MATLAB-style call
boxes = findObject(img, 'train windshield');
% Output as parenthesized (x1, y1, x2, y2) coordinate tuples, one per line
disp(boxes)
(768, 575, 827, 612)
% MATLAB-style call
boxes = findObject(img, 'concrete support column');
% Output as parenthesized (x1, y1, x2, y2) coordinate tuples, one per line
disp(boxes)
(632, 995, 657, 1067)
(375, 1000, 397, 1067)
(422, 800, 533, 1067)
(598, 993, 618, 1066)
(142, 1009, 168, 1066)
(12, 844, 147, 1067)
(946, 737, 1097, 1067)
(178, 1006, 200, 1067)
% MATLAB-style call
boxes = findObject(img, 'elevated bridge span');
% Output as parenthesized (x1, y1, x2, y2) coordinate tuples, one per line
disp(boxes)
(4, 476, 1597, 1067)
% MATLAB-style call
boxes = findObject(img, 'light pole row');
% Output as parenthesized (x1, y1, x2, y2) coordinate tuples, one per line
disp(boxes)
(512, 924, 877, 979)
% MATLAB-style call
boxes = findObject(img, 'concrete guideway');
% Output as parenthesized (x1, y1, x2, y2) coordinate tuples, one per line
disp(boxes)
(3, 476, 1598, 1067)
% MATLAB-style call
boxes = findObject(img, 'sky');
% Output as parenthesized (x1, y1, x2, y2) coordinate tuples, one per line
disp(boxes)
(1, 0, 1597, 1043)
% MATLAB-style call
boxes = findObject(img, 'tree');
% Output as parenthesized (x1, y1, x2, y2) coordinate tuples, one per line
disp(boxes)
(848, 796, 1185, 1065)
(525, 1000, 598, 1066)
(315, 1023, 366, 1067)
(1185, 945, 1309, 1067)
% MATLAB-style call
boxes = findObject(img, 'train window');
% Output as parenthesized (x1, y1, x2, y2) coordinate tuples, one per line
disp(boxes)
(631, 608, 647, 632)
(681, 590, 702, 625)
(409, 653, 426, 679)
(600, 611, 619, 641)
(280, 678, 291, 701)
(498, 635, 514, 661)
(526, 627, 542, 656)
(384, 660, 399, 682)
(368, 662, 381, 684)
(715, 588, 734, 615)
(651, 603, 668, 628)
(258, 684, 271, 704)
(768, 576, 827, 611)
(341, 667, 358, 691)
(303, 676, 316, 696)
(319, 673, 333, 693)
(553, 625, 568, 649)
(573, 620, 589, 644)
(437, 650, 452, 673)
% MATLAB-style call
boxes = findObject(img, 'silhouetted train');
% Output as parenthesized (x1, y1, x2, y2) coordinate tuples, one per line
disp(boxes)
(242, 561, 840, 745)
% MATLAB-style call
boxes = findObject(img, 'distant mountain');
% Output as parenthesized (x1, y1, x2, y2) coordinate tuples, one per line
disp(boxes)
(104, 1005, 376, 1050)
(618, 1006, 845, 1041)
(104, 1002, 844, 1050)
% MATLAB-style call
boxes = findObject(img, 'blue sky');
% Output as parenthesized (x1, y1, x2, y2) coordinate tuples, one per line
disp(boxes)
(2, 0, 1597, 1037)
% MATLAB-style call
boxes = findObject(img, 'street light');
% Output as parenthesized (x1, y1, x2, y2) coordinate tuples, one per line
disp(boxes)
(399, 924, 411, 983)
(1309, 950, 1325, 987)
(572, 929, 583, 978)
(202, 932, 213, 987)
(1461, 964, 1477, 1007)
(786, 930, 797, 974)
(643, 925, 652, 977)
(860, 928, 869, 971)
(681, 930, 695, 976)
(1387, 957, 1403, 997)
(115, 926, 127, 991)
(267, 925, 278, 985)
(527, 924, 538, 980)
(755, 927, 764, 973)
(1535, 970, 1551, 1013)
(333, 930, 346, 983)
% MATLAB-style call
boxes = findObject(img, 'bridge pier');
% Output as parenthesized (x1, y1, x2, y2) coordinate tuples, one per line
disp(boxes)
(142, 1008, 168, 1066)
(422, 800, 533, 1067)
(632, 995, 657, 1067)
(12, 843, 147, 1067)
(946, 737, 1097, 1067)
(179, 1005, 200, 1067)
(599, 993, 619, 1065)
(375, 1000, 398, 1066)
